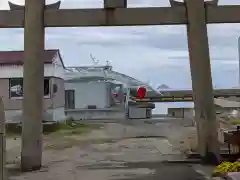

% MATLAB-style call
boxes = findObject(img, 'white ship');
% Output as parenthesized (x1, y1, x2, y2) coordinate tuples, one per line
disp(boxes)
(63, 63, 160, 120)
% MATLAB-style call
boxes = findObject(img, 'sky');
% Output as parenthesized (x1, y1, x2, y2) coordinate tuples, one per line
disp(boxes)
(1, 0, 240, 113)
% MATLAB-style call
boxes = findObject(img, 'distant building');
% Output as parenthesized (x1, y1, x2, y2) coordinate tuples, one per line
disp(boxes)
(0, 49, 66, 122)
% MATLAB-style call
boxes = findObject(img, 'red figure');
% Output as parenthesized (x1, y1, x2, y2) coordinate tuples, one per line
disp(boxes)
(137, 87, 146, 99)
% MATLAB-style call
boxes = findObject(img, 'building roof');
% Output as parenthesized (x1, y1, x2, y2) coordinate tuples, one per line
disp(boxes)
(65, 66, 161, 95)
(66, 76, 115, 83)
(0, 49, 65, 67)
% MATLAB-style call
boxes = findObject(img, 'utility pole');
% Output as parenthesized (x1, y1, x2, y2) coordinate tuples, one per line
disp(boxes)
(21, 0, 45, 171)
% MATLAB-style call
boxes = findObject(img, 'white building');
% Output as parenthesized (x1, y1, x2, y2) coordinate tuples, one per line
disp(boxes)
(0, 49, 66, 122)
(64, 65, 159, 120)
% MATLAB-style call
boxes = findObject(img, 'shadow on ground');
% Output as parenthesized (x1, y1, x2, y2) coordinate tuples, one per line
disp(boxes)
(78, 161, 207, 180)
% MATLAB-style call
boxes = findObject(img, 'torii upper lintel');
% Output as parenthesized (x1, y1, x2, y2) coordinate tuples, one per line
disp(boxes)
(1, 0, 240, 28)
(169, 0, 219, 7)
(8, 1, 61, 10)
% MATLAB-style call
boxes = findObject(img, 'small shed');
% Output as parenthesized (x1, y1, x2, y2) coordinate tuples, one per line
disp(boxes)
(0, 49, 66, 122)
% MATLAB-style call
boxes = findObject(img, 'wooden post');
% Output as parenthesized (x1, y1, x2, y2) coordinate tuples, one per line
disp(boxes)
(185, 0, 220, 164)
(0, 98, 5, 180)
(21, 0, 45, 171)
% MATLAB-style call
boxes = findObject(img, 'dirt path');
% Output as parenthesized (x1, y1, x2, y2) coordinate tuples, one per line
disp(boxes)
(6, 120, 212, 180)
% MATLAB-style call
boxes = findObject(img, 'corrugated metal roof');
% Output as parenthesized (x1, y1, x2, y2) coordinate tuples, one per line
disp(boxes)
(66, 76, 115, 83)
(0, 49, 59, 65)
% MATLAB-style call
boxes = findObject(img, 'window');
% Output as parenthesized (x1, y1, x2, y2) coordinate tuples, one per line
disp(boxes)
(65, 90, 75, 109)
(9, 78, 23, 98)
(44, 78, 50, 96)
(9, 77, 50, 98)
(53, 84, 58, 94)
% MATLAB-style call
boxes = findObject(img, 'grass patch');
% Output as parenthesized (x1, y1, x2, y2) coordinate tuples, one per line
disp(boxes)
(228, 119, 240, 126)
(5, 117, 102, 136)
(52, 117, 102, 135)
(56, 123, 92, 135)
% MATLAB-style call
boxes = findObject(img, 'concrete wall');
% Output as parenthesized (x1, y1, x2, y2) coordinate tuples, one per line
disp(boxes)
(168, 108, 183, 118)
(0, 77, 64, 109)
(128, 107, 152, 119)
(161, 89, 240, 97)
(65, 81, 111, 109)
(168, 106, 237, 119)
(1, 76, 65, 122)
(65, 108, 126, 120)
(168, 108, 194, 118)
(5, 107, 66, 122)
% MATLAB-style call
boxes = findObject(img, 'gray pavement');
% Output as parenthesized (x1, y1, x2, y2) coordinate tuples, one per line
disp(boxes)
(7, 118, 212, 180)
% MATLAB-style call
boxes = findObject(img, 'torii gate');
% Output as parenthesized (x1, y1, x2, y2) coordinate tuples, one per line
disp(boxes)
(1, 0, 238, 171)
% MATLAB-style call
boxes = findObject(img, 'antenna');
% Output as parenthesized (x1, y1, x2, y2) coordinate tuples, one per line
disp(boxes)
(90, 53, 99, 66)
(106, 60, 111, 66)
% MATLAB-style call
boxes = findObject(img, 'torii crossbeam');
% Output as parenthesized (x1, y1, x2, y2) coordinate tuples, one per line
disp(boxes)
(1, 0, 240, 27)
(1, 0, 238, 172)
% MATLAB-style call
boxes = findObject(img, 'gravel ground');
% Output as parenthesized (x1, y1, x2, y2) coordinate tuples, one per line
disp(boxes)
(6, 118, 212, 180)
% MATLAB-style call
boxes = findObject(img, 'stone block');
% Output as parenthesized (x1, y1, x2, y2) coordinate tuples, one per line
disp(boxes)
(226, 172, 240, 180)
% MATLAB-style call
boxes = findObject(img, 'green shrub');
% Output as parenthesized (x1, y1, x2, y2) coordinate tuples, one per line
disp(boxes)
(228, 119, 240, 125)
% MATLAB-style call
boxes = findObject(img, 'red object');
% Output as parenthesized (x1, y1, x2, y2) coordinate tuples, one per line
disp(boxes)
(113, 93, 118, 97)
(137, 87, 146, 99)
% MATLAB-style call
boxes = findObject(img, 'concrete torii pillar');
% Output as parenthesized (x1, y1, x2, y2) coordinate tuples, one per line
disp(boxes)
(7, 0, 61, 171)
(21, 0, 45, 171)
(0, 98, 6, 180)
(184, 0, 220, 163)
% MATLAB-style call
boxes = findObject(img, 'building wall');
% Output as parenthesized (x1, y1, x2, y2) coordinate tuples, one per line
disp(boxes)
(128, 107, 151, 119)
(184, 108, 195, 119)
(65, 108, 126, 120)
(0, 77, 64, 110)
(50, 77, 65, 109)
(168, 106, 237, 119)
(168, 108, 183, 118)
(168, 108, 194, 118)
(0, 54, 65, 79)
(0, 54, 66, 121)
(5, 107, 66, 122)
(65, 81, 111, 109)
(1, 77, 65, 122)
